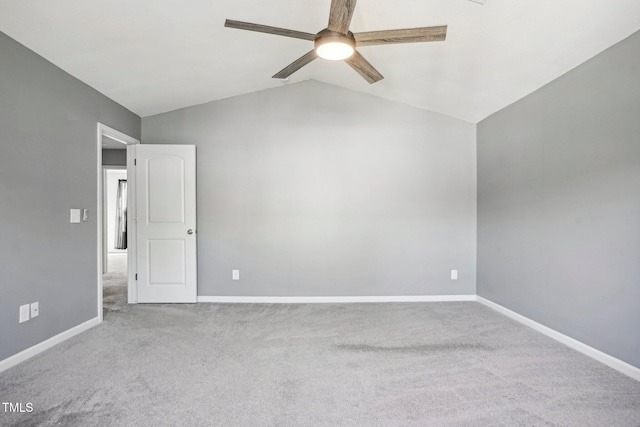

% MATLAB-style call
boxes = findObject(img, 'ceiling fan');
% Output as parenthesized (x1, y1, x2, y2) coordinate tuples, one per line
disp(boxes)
(225, 0, 447, 84)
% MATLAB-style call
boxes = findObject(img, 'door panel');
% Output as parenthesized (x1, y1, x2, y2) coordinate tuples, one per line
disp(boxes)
(148, 239, 186, 284)
(136, 145, 197, 303)
(148, 156, 185, 223)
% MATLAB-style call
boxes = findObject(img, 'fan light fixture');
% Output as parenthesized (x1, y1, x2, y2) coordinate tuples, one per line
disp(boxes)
(314, 31, 355, 60)
(225, 0, 449, 84)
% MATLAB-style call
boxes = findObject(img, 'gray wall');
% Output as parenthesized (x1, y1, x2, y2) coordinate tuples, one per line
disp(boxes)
(143, 81, 476, 297)
(477, 31, 640, 368)
(0, 31, 140, 361)
(102, 149, 127, 166)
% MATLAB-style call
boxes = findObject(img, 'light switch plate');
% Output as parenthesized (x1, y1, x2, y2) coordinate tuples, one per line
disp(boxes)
(31, 302, 39, 318)
(232, 270, 240, 280)
(70, 209, 81, 223)
(19, 304, 30, 323)
(451, 270, 458, 280)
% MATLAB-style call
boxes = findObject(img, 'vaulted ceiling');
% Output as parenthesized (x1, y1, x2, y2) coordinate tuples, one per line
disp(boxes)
(1, 1, 639, 122)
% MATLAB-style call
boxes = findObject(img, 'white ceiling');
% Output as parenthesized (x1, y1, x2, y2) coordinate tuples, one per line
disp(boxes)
(0, 1, 639, 123)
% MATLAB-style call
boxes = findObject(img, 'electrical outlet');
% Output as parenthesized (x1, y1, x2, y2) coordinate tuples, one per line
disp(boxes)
(232, 270, 240, 280)
(19, 304, 30, 323)
(451, 270, 458, 280)
(31, 302, 39, 318)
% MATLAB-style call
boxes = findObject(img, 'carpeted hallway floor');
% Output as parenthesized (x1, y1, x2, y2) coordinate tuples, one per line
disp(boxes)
(102, 253, 128, 314)
(1, 300, 639, 426)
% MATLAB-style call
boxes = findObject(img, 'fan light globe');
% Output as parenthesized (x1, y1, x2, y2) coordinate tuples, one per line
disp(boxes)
(314, 32, 356, 61)
(316, 41, 354, 60)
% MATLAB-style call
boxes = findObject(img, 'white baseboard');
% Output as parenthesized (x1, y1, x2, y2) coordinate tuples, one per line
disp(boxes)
(476, 296, 640, 382)
(0, 317, 101, 374)
(197, 295, 476, 303)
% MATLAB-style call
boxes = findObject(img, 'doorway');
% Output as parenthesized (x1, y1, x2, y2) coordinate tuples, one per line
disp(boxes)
(97, 123, 139, 322)
(103, 166, 128, 312)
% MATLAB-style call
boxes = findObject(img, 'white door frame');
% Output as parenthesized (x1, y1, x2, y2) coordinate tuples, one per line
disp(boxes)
(97, 123, 140, 322)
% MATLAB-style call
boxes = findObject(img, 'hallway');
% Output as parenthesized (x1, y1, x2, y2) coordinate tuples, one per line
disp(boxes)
(103, 253, 127, 314)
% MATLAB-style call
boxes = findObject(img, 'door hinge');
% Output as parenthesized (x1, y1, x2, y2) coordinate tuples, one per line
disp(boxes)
(134, 159, 137, 166)
(135, 274, 138, 280)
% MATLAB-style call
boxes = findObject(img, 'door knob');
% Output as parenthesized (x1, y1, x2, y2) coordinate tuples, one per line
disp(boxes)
(187, 229, 194, 235)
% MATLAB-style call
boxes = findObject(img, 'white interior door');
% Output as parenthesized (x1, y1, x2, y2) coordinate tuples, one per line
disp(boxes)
(135, 144, 197, 303)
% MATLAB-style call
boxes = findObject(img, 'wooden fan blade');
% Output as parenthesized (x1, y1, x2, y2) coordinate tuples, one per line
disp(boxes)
(344, 51, 384, 84)
(273, 51, 318, 79)
(354, 26, 447, 46)
(328, 0, 357, 34)
(225, 19, 316, 41)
